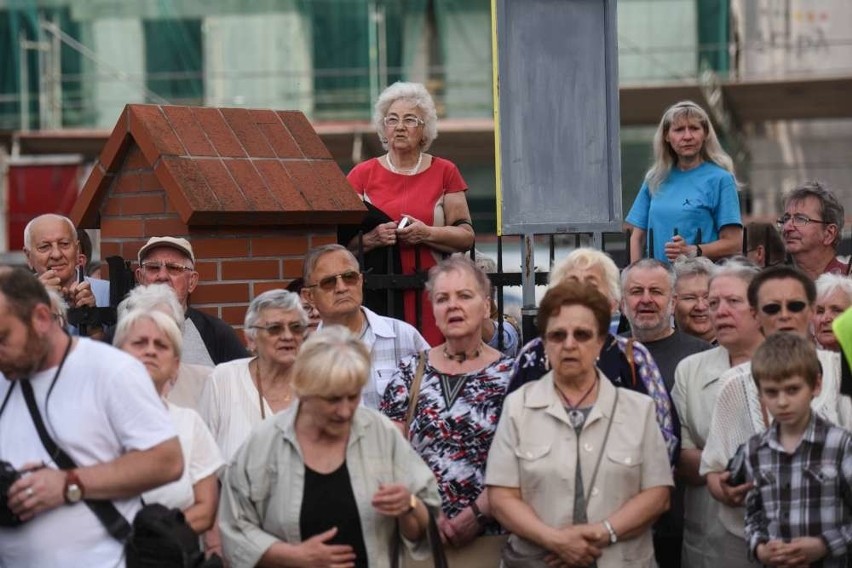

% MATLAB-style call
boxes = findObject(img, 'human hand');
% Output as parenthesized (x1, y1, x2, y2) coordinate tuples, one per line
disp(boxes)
(364, 221, 398, 249)
(64, 280, 95, 308)
(37, 269, 63, 292)
(7, 463, 66, 521)
(442, 506, 481, 548)
(371, 483, 415, 518)
(715, 471, 753, 507)
(294, 527, 356, 568)
(545, 525, 602, 567)
(396, 214, 431, 246)
(664, 235, 691, 261)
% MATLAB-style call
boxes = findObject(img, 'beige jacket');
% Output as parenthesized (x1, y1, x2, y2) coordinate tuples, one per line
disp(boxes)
(219, 404, 441, 568)
(486, 370, 673, 568)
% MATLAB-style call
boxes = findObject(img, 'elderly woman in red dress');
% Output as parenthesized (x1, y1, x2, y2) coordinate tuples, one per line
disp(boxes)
(346, 82, 475, 345)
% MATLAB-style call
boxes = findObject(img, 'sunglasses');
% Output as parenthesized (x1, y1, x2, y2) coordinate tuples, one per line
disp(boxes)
(249, 322, 307, 337)
(544, 328, 596, 344)
(759, 300, 808, 316)
(305, 270, 361, 292)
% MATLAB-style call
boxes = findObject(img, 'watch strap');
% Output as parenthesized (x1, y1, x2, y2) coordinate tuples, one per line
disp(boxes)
(470, 501, 487, 525)
(603, 519, 617, 544)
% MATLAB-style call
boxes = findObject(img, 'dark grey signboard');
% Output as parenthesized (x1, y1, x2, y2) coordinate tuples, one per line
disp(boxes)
(495, 0, 622, 235)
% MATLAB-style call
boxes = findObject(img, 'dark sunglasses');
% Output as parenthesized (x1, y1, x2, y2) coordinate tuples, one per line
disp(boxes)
(544, 328, 596, 344)
(305, 270, 361, 292)
(760, 300, 808, 316)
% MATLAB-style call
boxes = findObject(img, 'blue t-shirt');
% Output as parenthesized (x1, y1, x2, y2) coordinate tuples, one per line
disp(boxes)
(625, 162, 741, 262)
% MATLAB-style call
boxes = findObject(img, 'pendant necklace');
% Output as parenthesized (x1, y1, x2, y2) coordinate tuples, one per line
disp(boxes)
(386, 152, 423, 175)
(557, 378, 598, 428)
(442, 342, 483, 363)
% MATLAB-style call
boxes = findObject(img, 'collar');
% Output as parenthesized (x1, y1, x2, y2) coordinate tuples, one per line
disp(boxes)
(695, 346, 733, 390)
(763, 411, 822, 453)
(360, 306, 397, 339)
(524, 369, 619, 428)
(274, 400, 371, 449)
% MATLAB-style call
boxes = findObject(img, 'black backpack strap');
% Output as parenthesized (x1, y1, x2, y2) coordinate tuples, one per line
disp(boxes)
(19, 378, 132, 541)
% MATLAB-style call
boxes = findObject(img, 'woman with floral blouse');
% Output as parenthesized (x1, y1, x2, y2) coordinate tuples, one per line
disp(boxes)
(381, 256, 512, 564)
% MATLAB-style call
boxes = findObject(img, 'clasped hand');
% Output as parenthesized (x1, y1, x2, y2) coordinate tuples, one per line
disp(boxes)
(544, 523, 606, 567)
(756, 537, 827, 567)
(38, 269, 95, 308)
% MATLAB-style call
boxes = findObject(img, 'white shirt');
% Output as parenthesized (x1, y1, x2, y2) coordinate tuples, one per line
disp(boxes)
(0, 339, 176, 568)
(144, 402, 224, 511)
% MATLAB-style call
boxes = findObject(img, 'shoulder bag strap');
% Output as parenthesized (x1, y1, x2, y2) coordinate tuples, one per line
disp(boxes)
(403, 351, 428, 436)
(19, 379, 132, 541)
(584, 388, 620, 508)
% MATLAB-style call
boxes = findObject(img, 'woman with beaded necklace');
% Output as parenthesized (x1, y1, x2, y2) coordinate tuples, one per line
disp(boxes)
(380, 257, 512, 566)
(345, 82, 475, 346)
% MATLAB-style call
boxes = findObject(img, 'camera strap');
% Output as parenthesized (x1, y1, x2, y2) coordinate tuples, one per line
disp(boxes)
(18, 337, 132, 542)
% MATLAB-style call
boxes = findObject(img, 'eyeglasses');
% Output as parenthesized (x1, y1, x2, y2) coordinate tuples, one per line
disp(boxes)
(141, 261, 194, 277)
(760, 300, 808, 316)
(305, 270, 361, 292)
(249, 322, 307, 337)
(544, 328, 596, 344)
(383, 116, 425, 128)
(776, 213, 832, 227)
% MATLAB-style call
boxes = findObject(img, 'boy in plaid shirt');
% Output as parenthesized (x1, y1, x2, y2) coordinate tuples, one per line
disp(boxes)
(744, 332, 852, 567)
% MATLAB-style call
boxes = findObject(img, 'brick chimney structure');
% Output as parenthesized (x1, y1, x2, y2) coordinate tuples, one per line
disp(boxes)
(71, 104, 366, 337)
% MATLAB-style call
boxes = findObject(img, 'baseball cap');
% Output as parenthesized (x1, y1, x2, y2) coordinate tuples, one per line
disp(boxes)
(137, 236, 196, 265)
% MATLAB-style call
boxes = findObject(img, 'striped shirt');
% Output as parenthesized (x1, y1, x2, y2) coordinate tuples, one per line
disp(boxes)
(744, 413, 852, 566)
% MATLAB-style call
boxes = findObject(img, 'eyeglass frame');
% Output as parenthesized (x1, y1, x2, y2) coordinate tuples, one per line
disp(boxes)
(776, 213, 833, 228)
(139, 261, 195, 277)
(544, 328, 597, 344)
(759, 300, 809, 316)
(303, 270, 362, 292)
(382, 115, 425, 128)
(248, 322, 307, 337)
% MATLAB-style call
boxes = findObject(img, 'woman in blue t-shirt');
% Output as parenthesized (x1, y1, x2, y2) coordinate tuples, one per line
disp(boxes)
(626, 101, 743, 263)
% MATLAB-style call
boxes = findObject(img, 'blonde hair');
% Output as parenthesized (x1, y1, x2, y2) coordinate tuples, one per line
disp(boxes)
(549, 248, 621, 303)
(645, 100, 737, 194)
(291, 326, 369, 398)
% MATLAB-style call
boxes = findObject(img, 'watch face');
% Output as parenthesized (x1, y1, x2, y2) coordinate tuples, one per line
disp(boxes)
(66, 484, 83, 503)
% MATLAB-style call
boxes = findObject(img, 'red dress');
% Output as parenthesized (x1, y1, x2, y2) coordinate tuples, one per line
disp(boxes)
(347, 156, 468, 345)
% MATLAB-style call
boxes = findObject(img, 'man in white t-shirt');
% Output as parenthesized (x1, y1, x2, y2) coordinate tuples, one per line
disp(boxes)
(0, 267, 183, 568)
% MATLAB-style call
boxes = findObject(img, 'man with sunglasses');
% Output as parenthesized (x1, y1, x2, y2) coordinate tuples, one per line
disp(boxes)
(301, 244, 429, 409)
(779, 182, 848, 280)
(135, 236, 248, 366)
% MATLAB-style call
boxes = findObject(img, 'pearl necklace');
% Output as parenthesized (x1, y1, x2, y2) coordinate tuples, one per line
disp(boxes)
(386, 152, 423, 175)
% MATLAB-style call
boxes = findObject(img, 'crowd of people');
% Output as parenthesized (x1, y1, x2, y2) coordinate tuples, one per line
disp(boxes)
(1, 86, 852, 568)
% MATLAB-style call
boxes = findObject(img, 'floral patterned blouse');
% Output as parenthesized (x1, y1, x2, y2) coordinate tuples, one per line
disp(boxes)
(380, 353, 513, 526)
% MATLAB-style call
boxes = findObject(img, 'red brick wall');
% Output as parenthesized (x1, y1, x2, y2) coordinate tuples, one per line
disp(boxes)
(99, 143, 336, 338)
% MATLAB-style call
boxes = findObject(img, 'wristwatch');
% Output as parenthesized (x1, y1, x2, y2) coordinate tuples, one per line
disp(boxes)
(602, 519, 617, 544)
(470, 501, 488, 526)
(64, 469, 84, 504)
(405, 494, 417, 514)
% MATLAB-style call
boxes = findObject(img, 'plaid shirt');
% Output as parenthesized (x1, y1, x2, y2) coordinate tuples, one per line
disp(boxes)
(744, 413, 852, 566)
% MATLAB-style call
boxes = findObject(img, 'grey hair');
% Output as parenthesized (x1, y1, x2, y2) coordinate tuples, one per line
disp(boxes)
(113, 309, 183, 360)
(549, 248, 621, 303)
(783, 181, 845, 248)
(23, 214, 76, 251)
(373, 82, 439, 152)
(621, 258, 675, 291)
(291, 325, 369, 398)
(117, 283, 184, 324)
(645, 100, 737, 194)
(302, 244, 359, 282)
(708, 256, 760, 287)
(425, 255, 491, 300)
(672, 256, 716, 284)
(243, 289, 307, 341)
(815, 273, 852, 305)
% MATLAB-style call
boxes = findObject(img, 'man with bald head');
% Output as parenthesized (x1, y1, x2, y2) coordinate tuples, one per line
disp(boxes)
(23, 214, 109, 310)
